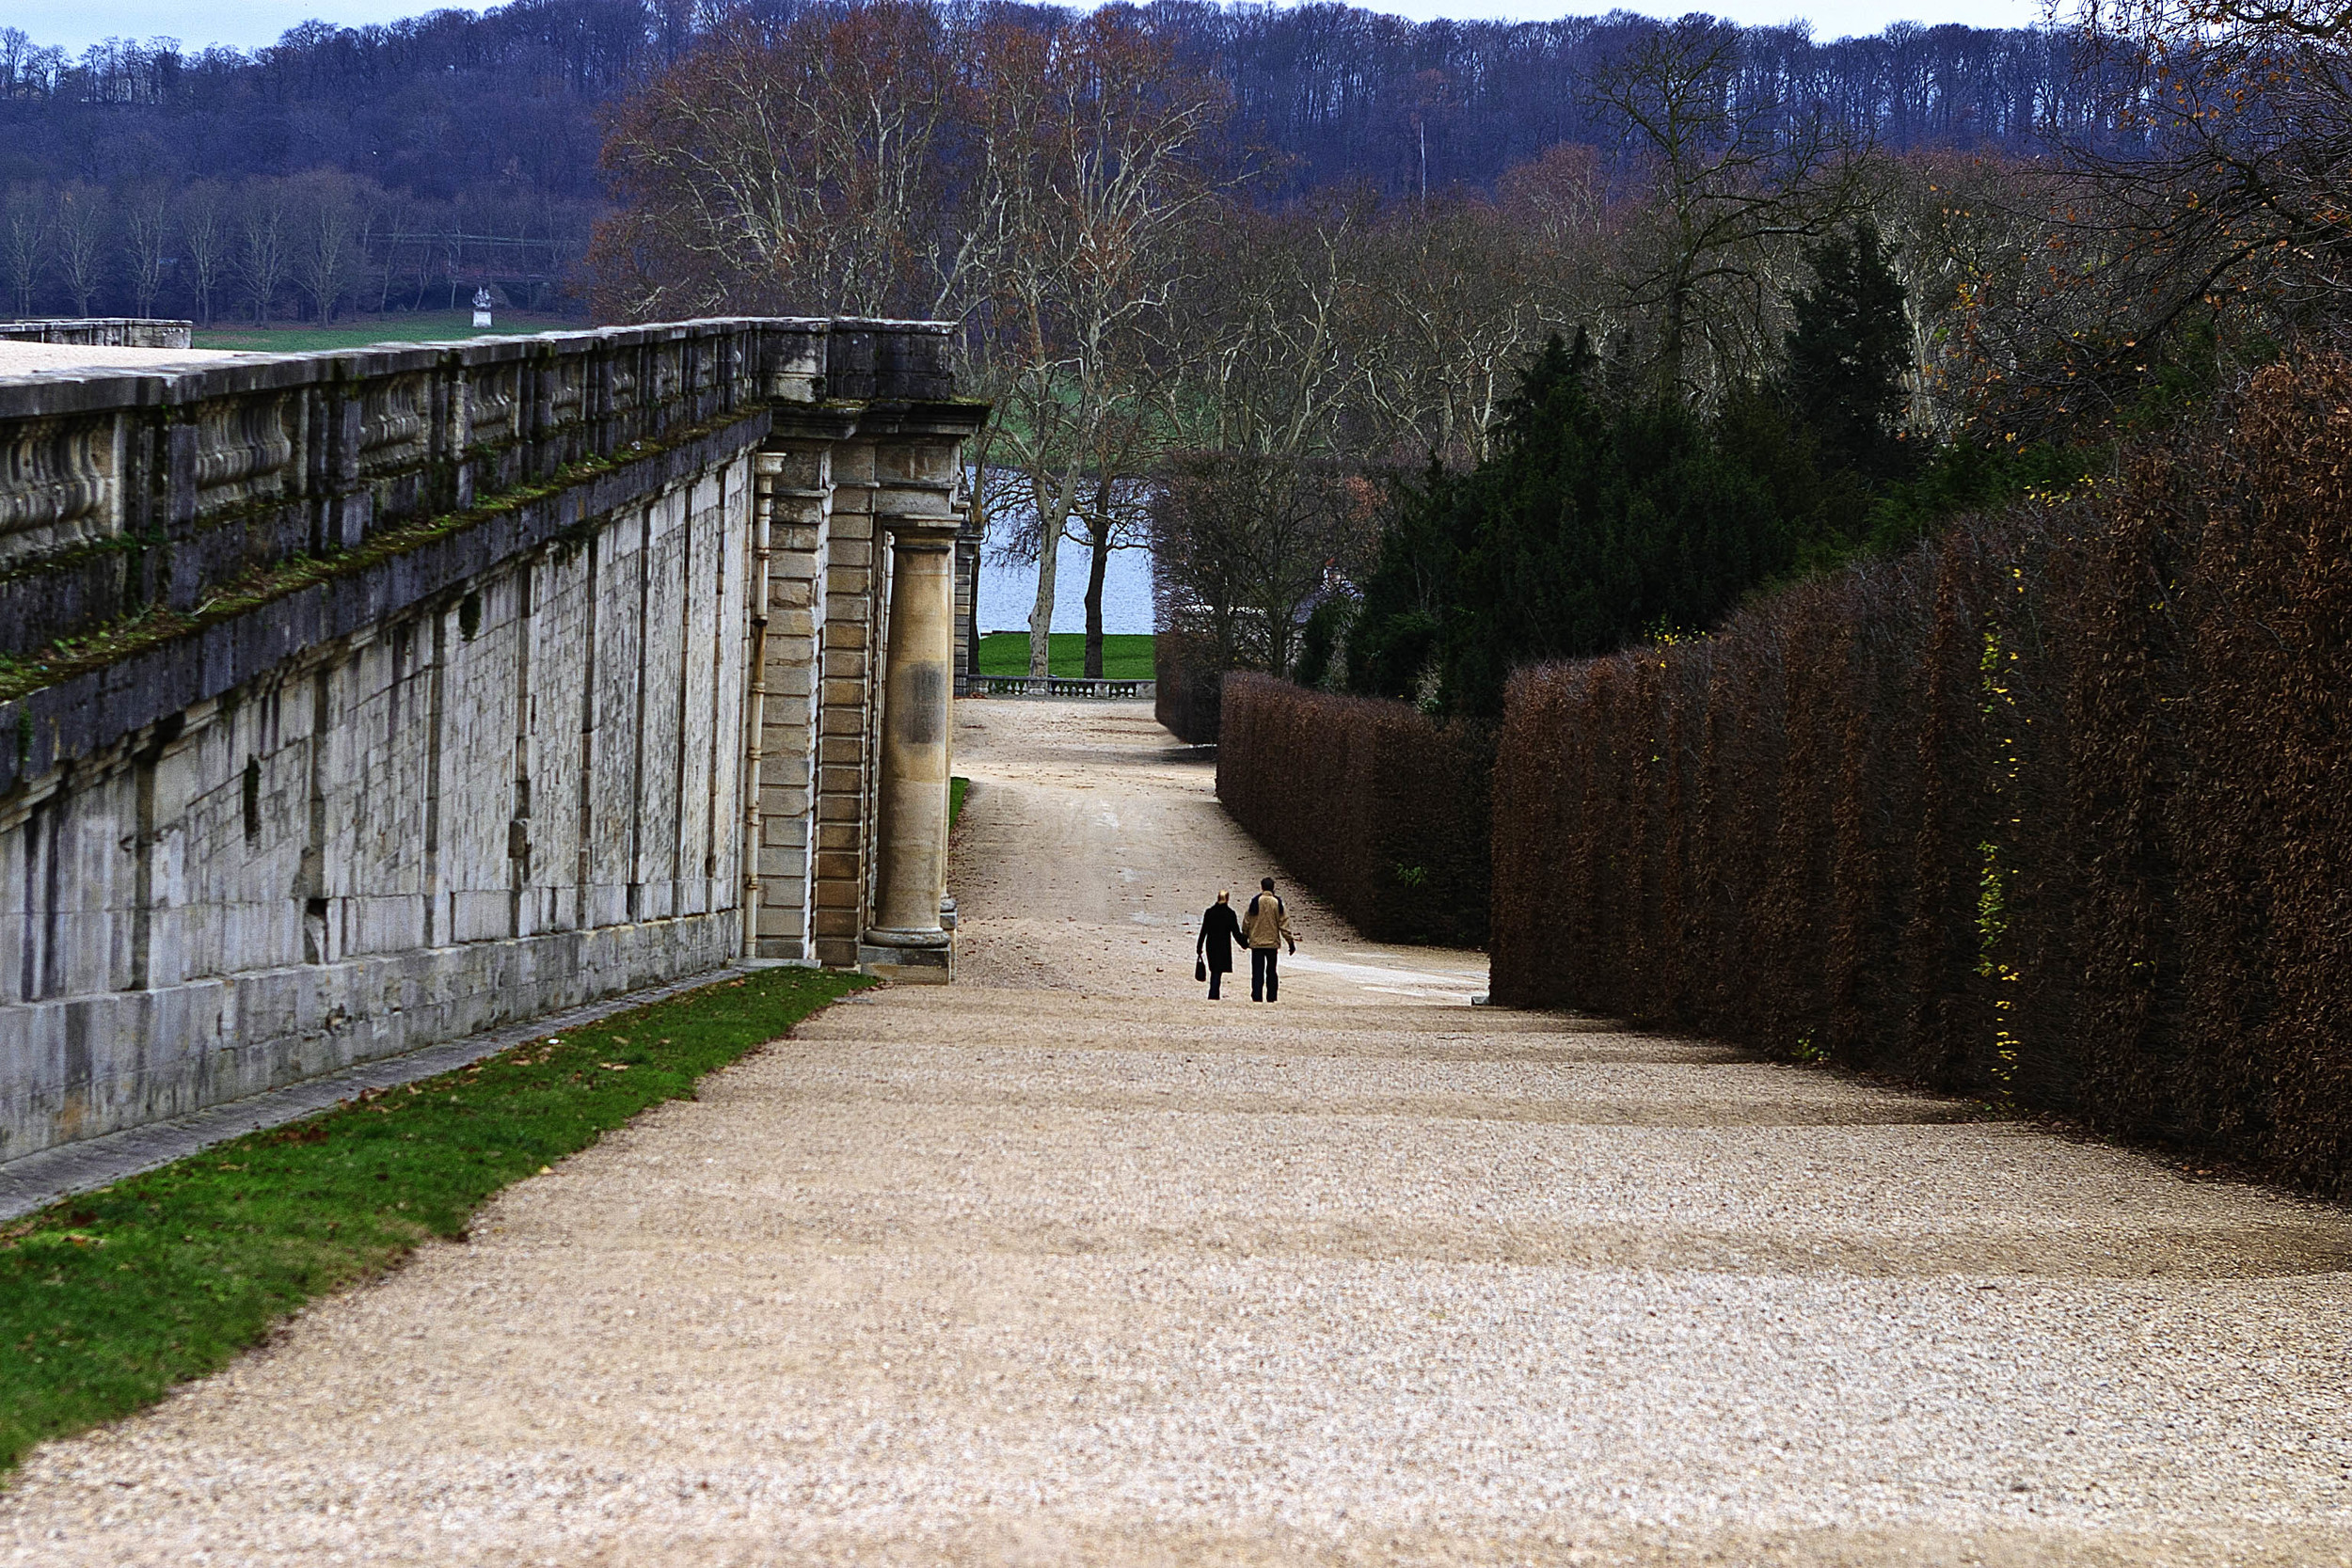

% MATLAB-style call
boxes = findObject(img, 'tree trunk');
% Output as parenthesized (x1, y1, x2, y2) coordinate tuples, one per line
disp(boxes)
(1084, 473, 1111, 679)
(1026, 539, 1057, 680)
(1028, 466, 1084, 679)
(1026, 500, 1060, 681)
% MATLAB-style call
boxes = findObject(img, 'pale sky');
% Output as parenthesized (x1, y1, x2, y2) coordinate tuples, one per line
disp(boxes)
(12, 0, 2045, 55)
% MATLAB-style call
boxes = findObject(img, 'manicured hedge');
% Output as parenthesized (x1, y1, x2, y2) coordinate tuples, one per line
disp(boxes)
(1217, 673, 1493, 946)
(1491, 358, 2352, 1194)
(1154, 628, 1222, 744)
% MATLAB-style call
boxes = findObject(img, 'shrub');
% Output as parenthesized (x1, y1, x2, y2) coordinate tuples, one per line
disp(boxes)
(1217, 673, 1492, 946)
(1491, 356, 2352, 1195)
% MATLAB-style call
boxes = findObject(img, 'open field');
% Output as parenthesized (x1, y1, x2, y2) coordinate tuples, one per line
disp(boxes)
(191, 310, 591, 354)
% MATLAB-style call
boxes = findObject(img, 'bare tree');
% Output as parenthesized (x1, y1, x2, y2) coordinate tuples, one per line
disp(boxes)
(1, 183, 47, 316)
(964, 12, 1238, 678)
(177, 182, 230, 325)
(0, 28, 65, 102)
(1858, 150, 2063, 437)
(590, 1, 968, 322)
(51, 182, 112, 315)
(1589, 17, 1863, 402)
(291, 170, 366, 323)
(1347, 193, 1567, 465)
(1156, 190, 1370, 461)
(1160, 147, 1616, 472)
(361, 190, 404, 312)
(2013, 0, 2352, 426)
(1496, 140, 1613, 253)
(1152, 452, 1380, 681)
(236, 179, 291, 324)
(120, 183, 171, 317)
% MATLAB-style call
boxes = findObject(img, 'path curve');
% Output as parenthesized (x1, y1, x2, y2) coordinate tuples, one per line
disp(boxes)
(3, 699, 2349, 1565)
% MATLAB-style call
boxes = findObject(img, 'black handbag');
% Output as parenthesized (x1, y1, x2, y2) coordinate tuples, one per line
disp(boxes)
(1195, 958, 1208, 982)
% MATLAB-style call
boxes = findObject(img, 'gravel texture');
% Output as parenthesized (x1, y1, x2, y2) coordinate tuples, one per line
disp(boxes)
(0, 342, 245, 376)
(4, 699, 2349, 1565)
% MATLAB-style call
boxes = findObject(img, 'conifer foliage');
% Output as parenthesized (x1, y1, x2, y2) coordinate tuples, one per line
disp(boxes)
(1782, 219, 1914, 483)
(1346, 331, 1790, 717)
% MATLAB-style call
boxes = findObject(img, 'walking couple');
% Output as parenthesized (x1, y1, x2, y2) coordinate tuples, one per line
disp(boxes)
(1195, 878, 1295, 1002)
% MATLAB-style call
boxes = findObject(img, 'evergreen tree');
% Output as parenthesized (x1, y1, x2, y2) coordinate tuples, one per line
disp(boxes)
(1349, 330, 1790, 717)
(1783, 219, 1914, 483)
(1347, 452, 1467, 704)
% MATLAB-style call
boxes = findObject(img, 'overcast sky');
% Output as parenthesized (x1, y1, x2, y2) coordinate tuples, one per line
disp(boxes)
(14, 0, 2046, 55)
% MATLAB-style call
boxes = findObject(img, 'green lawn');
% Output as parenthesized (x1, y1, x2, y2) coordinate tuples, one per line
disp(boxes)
(0, 966, 868, 1472)
(192, 309, 588, 354)
(977, 632, 1154, 679)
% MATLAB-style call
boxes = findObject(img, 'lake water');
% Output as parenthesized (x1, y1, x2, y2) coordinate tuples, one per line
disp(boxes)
(975, 524, 1155, 636)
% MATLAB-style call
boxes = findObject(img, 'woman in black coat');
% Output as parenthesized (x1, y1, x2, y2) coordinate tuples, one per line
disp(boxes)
(1197, 890, 1242, 999)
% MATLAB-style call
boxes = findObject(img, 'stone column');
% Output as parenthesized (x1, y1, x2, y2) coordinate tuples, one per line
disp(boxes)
(856, 516, 960, 981)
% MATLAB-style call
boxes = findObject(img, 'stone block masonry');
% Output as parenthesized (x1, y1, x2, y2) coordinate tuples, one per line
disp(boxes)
(0, 319, 987, 1165)
(0, 318, 195, 349)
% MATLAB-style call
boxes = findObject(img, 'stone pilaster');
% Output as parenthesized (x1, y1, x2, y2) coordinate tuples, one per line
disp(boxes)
(808, 439, 884, 970)
(746, 448, 831, 960)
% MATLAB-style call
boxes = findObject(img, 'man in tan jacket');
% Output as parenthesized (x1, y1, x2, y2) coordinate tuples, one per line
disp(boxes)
(1243, 876, 1295, 1002)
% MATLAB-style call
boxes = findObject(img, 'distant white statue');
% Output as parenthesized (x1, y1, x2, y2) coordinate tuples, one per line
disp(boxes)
(472, 288, 495, 329)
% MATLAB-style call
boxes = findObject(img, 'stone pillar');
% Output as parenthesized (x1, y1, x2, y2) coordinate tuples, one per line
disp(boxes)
(856, 516, 960, 981)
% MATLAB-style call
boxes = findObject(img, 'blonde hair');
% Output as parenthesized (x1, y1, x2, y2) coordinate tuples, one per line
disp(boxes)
(1216, 890, 1231, 903)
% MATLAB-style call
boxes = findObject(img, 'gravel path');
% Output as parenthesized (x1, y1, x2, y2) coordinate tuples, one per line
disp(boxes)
(5, 699, 2349, 1565)
(0, 342, 245, 376)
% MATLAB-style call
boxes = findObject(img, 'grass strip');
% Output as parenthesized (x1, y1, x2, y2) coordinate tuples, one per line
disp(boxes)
(0, 964, 870, 1474)
(951, 775, 969, 827)
(977, 631, 1154, 680)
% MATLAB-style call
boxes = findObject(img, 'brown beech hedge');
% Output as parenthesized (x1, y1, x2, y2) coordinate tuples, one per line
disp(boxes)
(1217, 673, 1494, 946)
(1155, 629, 1222, 745)
(1491, 359, 2352, 1193)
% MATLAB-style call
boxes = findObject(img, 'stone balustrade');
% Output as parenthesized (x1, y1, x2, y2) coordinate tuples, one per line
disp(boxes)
(0, 318, 195, 349)
(971, 675, 1157, 700)
(0, 319, 954, 665)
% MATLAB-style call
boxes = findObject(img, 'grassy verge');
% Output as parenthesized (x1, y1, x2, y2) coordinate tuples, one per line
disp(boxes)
(951, 775, 969, 827)
(977, 631, 1154, 679)
(0, 965, 869, 1473)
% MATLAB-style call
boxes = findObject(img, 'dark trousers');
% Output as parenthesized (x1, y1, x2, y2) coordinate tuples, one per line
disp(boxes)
(1251, 946, 1279, 1002)
(1208, 964, 1226, 998)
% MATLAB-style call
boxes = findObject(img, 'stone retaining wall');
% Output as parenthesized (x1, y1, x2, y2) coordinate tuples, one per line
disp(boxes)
(0, 319, 984, 1164)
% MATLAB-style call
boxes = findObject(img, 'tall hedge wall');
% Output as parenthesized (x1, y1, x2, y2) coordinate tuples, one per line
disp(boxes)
(1154, 629, 1221, 745)
(1217, 673, 1493, 946)
(1491, 359, 2352, 1193)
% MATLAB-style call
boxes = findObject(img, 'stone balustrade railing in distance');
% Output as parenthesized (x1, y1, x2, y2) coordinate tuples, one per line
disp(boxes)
(0, 318, 195, 349)
(971, 675, 1157, 700)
